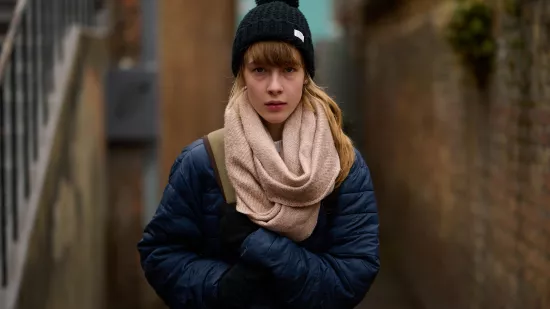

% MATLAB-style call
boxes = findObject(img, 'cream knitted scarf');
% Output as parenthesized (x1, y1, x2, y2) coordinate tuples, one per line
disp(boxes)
(224, 90, 341, 242)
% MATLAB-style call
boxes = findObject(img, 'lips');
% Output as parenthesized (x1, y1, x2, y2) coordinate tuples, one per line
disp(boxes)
(265, 101, 287, 106)
(265, 101, 287, 111)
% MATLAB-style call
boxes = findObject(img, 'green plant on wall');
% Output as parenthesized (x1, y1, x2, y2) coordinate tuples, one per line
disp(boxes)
(504, 0, 520, 17)
(446, 0, 496, 89)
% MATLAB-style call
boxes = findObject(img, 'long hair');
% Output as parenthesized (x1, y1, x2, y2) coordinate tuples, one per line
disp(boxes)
(229, 41, 355, 187)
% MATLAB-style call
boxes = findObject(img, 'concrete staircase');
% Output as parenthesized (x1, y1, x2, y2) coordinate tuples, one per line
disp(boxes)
(0, 1, 107, 308)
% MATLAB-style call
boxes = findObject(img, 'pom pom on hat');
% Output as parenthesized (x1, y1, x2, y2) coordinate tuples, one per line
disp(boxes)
(255, 0, 299, 8)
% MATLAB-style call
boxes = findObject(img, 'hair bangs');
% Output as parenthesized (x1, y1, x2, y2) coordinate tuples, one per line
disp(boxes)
(244, 41, 303, 69)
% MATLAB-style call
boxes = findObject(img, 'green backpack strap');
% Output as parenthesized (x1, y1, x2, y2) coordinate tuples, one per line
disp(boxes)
(203, 128, 236, 205)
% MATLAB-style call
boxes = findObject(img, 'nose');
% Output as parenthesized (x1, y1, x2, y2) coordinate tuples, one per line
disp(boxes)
(267, 72, 283, 96)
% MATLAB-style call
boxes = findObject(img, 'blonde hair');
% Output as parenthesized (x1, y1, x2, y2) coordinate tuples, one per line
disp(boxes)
(230, 41, 355, 187)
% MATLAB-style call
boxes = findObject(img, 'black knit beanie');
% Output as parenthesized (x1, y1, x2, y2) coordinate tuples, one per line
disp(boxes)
(232, 0, 315, 78)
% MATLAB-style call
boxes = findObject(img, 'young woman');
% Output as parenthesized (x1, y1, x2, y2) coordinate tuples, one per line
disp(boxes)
(138, 0, 380, 308)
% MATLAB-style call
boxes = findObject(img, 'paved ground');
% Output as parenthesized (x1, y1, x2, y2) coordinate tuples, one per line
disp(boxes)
(357, 268, 419, 309)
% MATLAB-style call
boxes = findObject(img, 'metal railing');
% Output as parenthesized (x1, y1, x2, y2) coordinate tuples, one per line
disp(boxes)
(0, 0, 104, 291)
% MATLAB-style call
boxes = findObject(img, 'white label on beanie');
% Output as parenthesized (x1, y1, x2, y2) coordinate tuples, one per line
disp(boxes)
(294, 29, 304, 42)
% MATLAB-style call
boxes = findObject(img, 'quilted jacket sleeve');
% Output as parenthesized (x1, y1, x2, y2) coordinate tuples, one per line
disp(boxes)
(137, 145, 230, 309)
(239, 150, 380, 309)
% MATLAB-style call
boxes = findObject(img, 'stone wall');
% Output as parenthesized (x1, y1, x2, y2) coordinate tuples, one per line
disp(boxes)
(355, 1, 550, 308)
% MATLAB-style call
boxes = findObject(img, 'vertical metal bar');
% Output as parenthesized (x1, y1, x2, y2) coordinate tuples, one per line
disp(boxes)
(84, 0, 89, 25)
(64, 0, 69, 28)
(0, 72, 6, 288)
(91, 0, 98, 26)
(80, 0, 85, 25)
(41, 0, 48, 124)
(10, 48, 18, 242)
(84, 0, 88, 26)
(75, 0, 79, 25)
(31, 0, 39, 161)
(53, 0, 58, 58)
(22, 11, 30, 198)
(78, 0, 81, 25)
(85, 0, 91, 26)
(72, 0, 76, 25)
(71, 0, 75, 26)
(51, 0, 56, 58)
(66, 0, 71, 29)
(60, 0, 65, 57)
(55, 0, 63, 59)
(43, 0, 51, 124)
(67, 0, 72, 26)
(77, 0, 81, 25)
(81, 0, 85, 25)
(88, 0, 94, 26)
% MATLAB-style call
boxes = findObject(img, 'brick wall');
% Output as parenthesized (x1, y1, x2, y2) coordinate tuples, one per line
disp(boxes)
(356, 1, 550, 308)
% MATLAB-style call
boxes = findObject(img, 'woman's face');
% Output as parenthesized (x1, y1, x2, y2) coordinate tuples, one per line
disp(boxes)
(242, 58, 306, 126)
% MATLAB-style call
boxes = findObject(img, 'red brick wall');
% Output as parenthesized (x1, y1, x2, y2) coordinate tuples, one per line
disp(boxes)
(357, 1, 550, 308)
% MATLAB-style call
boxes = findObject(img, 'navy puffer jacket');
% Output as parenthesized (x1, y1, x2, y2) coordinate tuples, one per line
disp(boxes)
(137, 138, 380, 309)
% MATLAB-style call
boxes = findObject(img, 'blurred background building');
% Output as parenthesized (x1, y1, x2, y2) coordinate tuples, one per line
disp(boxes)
(0, 0, 549, 309)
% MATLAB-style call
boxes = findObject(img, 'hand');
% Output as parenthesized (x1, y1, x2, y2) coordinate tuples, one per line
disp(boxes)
(220, 204, 260, 256)
(218, 262, 271, 308)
